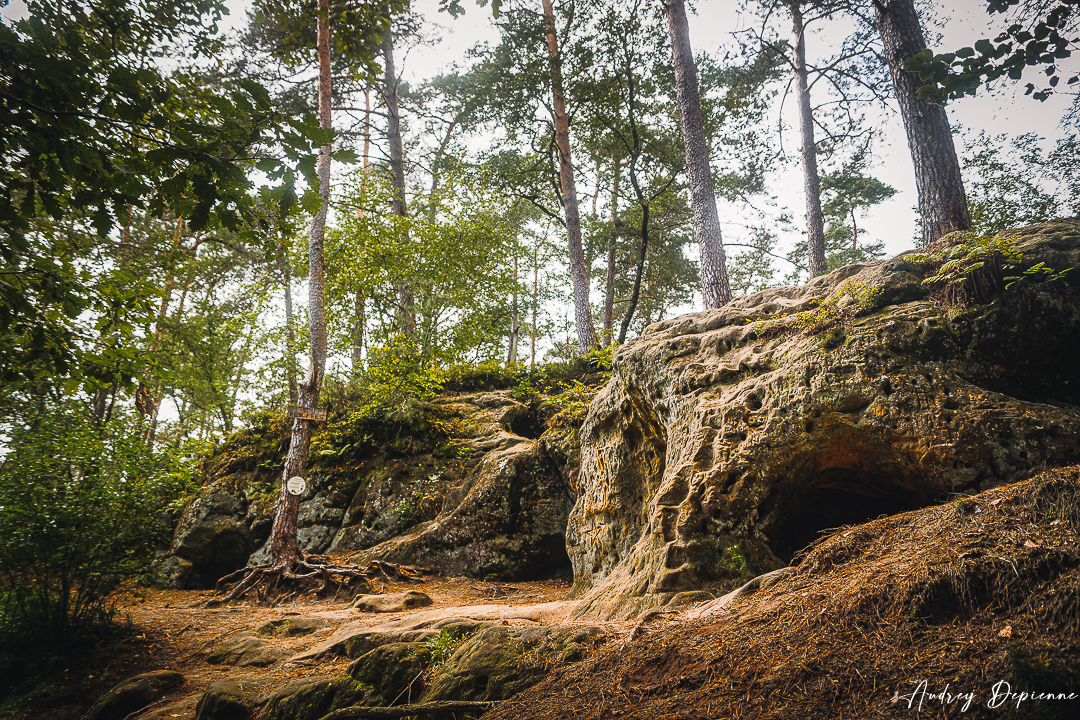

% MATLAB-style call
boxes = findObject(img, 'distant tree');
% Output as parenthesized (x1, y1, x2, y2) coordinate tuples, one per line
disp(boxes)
(961, 131, 1079, 234)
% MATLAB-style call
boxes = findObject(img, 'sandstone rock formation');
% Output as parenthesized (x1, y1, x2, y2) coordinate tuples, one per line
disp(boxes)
(158, 390, 580, 588)
(568, 221, 1080, 619)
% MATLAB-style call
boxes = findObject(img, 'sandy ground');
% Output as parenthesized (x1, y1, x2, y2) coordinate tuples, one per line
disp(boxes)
(8, 576, 578, 720)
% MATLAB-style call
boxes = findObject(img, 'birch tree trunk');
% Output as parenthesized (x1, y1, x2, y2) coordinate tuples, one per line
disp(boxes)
(542, 0, 598, 352)
(873, 0, 971, 246)
(267, 0, 332, 568)
(384, 32, 415, 335)
(664, 0, 732, 308)
(790, 2, 828, 276)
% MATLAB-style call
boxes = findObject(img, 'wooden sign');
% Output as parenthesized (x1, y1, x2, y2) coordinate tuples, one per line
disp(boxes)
(287, 405, 327, 421)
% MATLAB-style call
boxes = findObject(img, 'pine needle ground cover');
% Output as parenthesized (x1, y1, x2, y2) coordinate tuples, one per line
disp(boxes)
(489, 466, 1080, 720)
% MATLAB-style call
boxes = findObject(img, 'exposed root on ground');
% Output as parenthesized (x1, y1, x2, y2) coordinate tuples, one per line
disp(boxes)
(212, 556, 433, 604)
(317, 700, 498, 719)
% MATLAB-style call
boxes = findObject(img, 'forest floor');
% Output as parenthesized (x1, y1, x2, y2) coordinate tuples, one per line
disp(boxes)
(7, 467, 1080, 720)
(4, 576, 579, 720)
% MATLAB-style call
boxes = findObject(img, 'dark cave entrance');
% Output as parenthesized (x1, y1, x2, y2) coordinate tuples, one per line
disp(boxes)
(765, 468, 926, 564)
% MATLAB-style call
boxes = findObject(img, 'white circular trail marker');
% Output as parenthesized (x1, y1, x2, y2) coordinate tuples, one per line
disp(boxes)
(287, 476, 307, 496)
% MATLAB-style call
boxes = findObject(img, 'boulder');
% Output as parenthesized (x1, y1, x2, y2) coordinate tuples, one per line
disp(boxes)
(345, 642, 429, 704)
(421, 626, 558, 704)
(347, 432, 574, 580)
(207, 634, 287, 667)
(194, 675, 262, 720)
(157, 490, 267, 588)
(258, 676, 370, 720)
(84, 670, 184, 720)
(351, 590, 433, 613)
(568, 222, 1080, 619)
(255, 616, 332, 637)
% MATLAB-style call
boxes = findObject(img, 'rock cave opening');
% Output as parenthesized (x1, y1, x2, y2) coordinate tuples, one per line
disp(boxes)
(509, 410, 545, 440)
(766, 468, 925, 564)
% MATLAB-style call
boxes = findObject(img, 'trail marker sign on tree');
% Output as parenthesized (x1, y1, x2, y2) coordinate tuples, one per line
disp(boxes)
(287, 405, 327, 421)
(287, 477, 307, 496)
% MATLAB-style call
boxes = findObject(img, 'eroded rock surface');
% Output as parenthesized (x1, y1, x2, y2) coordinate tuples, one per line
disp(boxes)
(159, 391, 579, 588)
(569, 222, 1080, 619)
(85, 670, 184, 720)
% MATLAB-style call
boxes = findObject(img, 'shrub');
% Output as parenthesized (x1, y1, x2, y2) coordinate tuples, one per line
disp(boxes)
(0, 403, 189, 667)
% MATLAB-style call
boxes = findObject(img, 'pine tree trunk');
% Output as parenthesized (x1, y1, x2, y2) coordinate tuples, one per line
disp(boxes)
(268, 0, 332, 569)
(384, 33, 415, 335)
(664, 0, 732, 308)
(874, 0, 970, 246)
(603, 160, 620, 347)
(542, 0, 598, 352)
(790, 2, 827, 276)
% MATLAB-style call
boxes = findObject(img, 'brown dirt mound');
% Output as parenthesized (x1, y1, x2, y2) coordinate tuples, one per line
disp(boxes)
(486, 466, 1080, 720)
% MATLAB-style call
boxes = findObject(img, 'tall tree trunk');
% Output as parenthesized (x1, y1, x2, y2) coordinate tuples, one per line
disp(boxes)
(873, 0, 970, 246)
(268, 0, 332, 569)
(664, 0, 732, 308)
(274, 234, 299, 403)
(352, 83, 371, 373)
(530, 244, 538, 369)
(603, 160, 620, 347)
(790, 2, 828, 276)
(142, 216, 185, 445)
(619, 65, 651, 345)
(542, 0, 598, 352)
(507, 253, 519, 365)
(384, 33, 415, 335)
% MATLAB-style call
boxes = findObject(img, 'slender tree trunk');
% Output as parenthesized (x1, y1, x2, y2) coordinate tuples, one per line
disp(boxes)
(429, 119, 456, 222)
(603, 160, 620, 347)
(790, 2, 827, 276)
(542, 0, 598, 352)
(352, 291, 365, 372)
(530, 244, 538, 369)
(873, 0, 970, 246)
(274, 235, 299, 404)
(618, 201, 648, 345)
(268, 0, 332, 569)
(143, 216, 185, 445)
(664, 0, 732, 308)
(507, 253, 519, 365)
(851, 208, 859, 262)
(384, 33, 415, 335)
(352, 83, 371, 373)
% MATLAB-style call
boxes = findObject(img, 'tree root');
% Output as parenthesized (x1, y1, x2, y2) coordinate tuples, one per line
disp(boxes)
(316, 700, 497, 720)
(212, 556, 434, 604)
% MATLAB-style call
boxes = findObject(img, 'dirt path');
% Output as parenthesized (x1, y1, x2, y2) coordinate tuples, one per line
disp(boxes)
(10, 577, 578, 720)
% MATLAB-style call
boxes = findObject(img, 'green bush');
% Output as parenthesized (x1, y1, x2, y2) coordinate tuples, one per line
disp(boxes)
(0, 402, 189, 676)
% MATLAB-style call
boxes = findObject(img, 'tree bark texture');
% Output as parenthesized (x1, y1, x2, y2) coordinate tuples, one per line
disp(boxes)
(664, 0, 732, 308)
(268, 0, 332, 569)
(603, 159, 620, 346)
(542, 0, 598, 351)
(790, 2, 828, 276)
(384, 33, 415, 334)
(874, 0, 970, 246)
